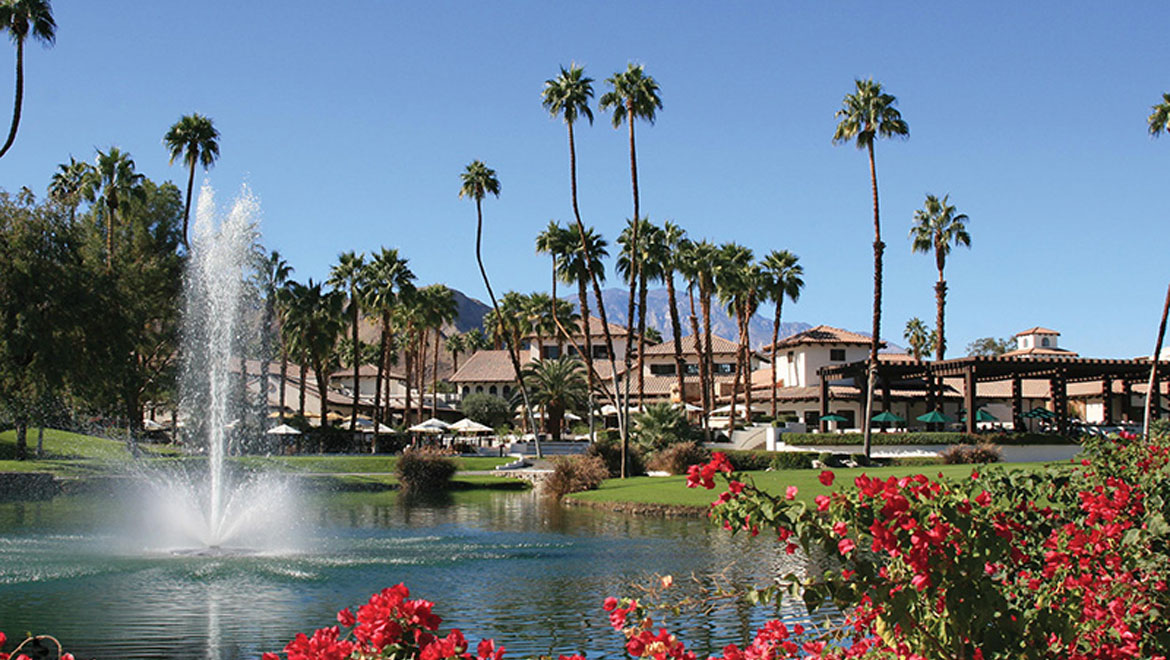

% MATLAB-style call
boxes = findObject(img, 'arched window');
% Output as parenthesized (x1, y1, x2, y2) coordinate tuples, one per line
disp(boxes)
(503, 386, 512, 397)
(489, 385, 498, 396)
(462, 386, 470, 396)
(475, 386, 483, 394)
(1041, 337, 1050, 347)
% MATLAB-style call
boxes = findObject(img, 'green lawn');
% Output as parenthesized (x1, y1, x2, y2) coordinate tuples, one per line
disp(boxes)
(569, 462, 1047, 509)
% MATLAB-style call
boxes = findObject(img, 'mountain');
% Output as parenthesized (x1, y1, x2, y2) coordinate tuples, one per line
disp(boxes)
(450, 288, 491, 333)
(570, 288, 812, 349)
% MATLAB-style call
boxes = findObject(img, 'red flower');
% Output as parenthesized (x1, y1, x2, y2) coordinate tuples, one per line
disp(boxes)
(603, 597, 618, 611)
(337, 607, 356, 627)
(785, 486, 798, 500)
(975, 491, 991, 507)
(819, 470, 835, 486)
(838, 538, 856, 555)
(815, 495, 831, 511)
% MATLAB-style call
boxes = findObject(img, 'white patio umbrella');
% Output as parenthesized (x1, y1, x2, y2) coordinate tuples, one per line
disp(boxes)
(450, 418, 493, 433)
(408, 418, 451, 433)
(266, 423, 302, 435)
(142, 419, 166, 431)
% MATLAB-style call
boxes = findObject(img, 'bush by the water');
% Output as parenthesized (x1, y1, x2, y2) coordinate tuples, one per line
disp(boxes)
(939, 442, 1003, 464)
(545, 455, 609, 498)
(394, 449, 457, 490)
(777, 431, 1078, 446)
(586, 437, 645, 477)
(647, 441, 710, 475)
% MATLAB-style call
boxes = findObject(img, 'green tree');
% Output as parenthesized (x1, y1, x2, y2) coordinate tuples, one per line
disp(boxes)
(460, 160, 540, 455)
(515, 357, 587, 442)
(543, 64, 625, 451)
(80, 146, 146, 269)
(660, 221, 688, 404)
(254, 250, 292, 421)
(0, 0, 54, 161)
(762, 249, 804, 418)
(904, 317, 935, 361)
(618, 217, 664, 406)
(459, 392, 511, 429)
(1147, 92, 1170, 137)
(715, 243, 758, 427)
(164, 113, 220, 249)
(329, 251, 367, 432)
(965, 336, 1013, 357)
(1146, 94, 1170, 438)
(600, 63, 663, 437)
(280, 279, 345, 428)
(557, 224, 608, 439)
(464, 327, 489, 354)
(632, 402, 692, 452)
(535, 220, 572, 342)
(446, 332, 466, 373)
(832, 78, 909, 458)
(47, 156, 90, 223)
(363, 248, 415, 427)
(420, 283, 456, 420)
(678, 239, 719, 430)
(911, 193, 971, 361)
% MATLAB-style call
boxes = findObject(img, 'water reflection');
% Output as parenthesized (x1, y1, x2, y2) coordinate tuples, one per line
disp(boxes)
(0, 488, 820, 659)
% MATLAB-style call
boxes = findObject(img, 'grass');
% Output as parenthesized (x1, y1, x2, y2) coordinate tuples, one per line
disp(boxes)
(298, 472, 527, 492)
(568, 462, 1049, 509)
(236, 454, 510, 473)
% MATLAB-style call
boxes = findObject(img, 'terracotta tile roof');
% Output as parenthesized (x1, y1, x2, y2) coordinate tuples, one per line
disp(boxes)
(1013, 326, 1060, 337)
(329, 364, 406, 380)
(642, 334, 740, 356)
(1001, 347, 1078, 358)
(764, 325, 880, 351)
(526, 316, 629, 339)
(449, 350, 519, 383)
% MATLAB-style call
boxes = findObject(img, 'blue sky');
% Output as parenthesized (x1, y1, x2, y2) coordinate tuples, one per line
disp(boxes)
(0, 1, 1167, 358)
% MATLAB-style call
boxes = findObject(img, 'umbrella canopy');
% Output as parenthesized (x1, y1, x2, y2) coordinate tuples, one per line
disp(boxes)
(266, 423, 302, 435)
(408, 418, 451, 433)
(820, 413, 849, 423)
(142, 419, 166, 431)
(1023, 408, 1057, 419)
(324, 411, 347, 422)
(871, 411, 904, 423)
(450, 418, 493, 433)
(916, 410, 954, 424)
(961, 409, 998, 422)
(674, 402, 703, 412)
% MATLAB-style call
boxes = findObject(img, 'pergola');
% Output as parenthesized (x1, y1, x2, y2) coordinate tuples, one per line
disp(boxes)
(818, 355, 1170, 435)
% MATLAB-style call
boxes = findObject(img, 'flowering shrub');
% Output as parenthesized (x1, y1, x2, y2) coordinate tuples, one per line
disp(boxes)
(0, 632, 73, 660)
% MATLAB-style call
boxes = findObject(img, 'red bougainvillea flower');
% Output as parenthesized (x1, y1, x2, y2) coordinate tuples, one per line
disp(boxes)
(819, 470, 835, 486)
(785, 486, 798, 500)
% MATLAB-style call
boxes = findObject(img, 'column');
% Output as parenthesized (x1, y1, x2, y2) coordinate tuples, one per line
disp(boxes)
(1011, 376, 1022, 431)
(1101, 376, 1113, 425)
(964, 366, 976, 435)
(819, 378, 830, 433)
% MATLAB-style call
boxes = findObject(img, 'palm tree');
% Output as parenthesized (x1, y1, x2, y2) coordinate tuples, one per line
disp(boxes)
(1144, 95, 1170, 437)
(48, 156, 90, 223)
(460, 160, 540, 456)
(420, 284, 456, 420)
(516, 357, 587, 442)
(678, 239, 719, 425)
(281, 280, 346, 432)
(363, 247, 415, 429)
(525, 291, 556, 358)
(618, 217, 663, 405)
(557, 224, 608, 440)
(903, 317, 934, 361)
(762, 250, 804, 418)
(255, 250, 292, 420)
(910, 193, 971, 361)
(660, 221, 688, 404)
(164, 113, 220, 249)
(633, 402, 690, 452)
(1148, 93, 1170, 138)
(600, 63, 663, 420)
(80, 146, 146, 269)
(328, 251, 367, 432)
(832, 78, 909, 458)
(543, 64, 626, 457)
(0, 0, 54, 161)
(446, 332, 466, 373)
(715, 243, 755, 427)
(535, 220, 572, 344)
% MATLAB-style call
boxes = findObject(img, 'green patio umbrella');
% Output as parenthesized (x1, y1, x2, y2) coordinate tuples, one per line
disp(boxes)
(916, 410, 953, 424)
(1023, 408, 1056, 419)
(820, 413, 848, 422)
(960, 409, 998, 422)
(871, 411, 904, 423)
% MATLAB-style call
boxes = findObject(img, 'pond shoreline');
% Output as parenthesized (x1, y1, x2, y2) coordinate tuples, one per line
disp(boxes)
(562, 496, 707, 518)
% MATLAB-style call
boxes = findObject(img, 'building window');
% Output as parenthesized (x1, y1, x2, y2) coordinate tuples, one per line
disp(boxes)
(829, 349, 846, 361)
(592, 345, 609, 359)
(462, 386, 470, 396)
(475, 386, 483, 394)
(1041, 337, 1050, 347)
(502, 386, 512, 397)
(714, 363, 734, 375)
(650, 363, 676, 376)
(489, 385, 498, 396)
(685, 363, 699, 376)
(567, 345, 579, 357)
(543, 345, 561, 359)
(804, 410, 820, 425)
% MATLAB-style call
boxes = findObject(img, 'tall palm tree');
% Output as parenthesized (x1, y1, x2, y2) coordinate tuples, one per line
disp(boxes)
(910, 193, 971, 361)
(0, 0, 54, 161)
(600, 63, 663, 420)
(618, 217, 663, 405)
(446, 332, 466, 373)
(164, 113, 220, 249)
(832, 78, 909, 457)
(557, 224, 608, 440)
(903, 317, 934, 361)
(525, 291, 556, 358)
(421, 284, 457, 420)
(460, 160, 540, 456)
(660, 221, 688, 404)
(255, 250, 292, 420)
(715, 243, 755, 426)
(464, 328, 489, 354)
(535, 220, 572, 344)
(543, 64, 626, 456)
(281, 280, 346, 431)
(516, 357, 587, 442)
(48, 156, 90, 223)
(363, 247, 415, 428)
(679, 239, 719, 424)
(328, 251, 367, 433)
(762, 250, 804, 418)
(1144, 95, 1170, 437)
(80, 146, 146, 269)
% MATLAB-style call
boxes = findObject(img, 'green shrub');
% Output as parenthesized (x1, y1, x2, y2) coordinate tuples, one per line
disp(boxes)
(849, 453, 872, 467)
(545, 455, 609, 498)
(776, 431, 1079, 446)
(722, 450, 773, 471)
(647, 442, 710, 475)
(769, 451, 818, 470)
(939, 442, 1002, 464)
(395, 449, 457, 491)
(586, 437, 645, 477)
(886, 455, 944, 467)
(633, 403, 694, 451)
(459, 393, 513, 429)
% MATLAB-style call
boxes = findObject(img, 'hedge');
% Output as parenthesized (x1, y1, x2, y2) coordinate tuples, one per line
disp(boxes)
(775, 431, 1080, 446)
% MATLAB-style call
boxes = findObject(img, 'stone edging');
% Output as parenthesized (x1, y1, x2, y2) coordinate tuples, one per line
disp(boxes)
(561, 496, 706, 518)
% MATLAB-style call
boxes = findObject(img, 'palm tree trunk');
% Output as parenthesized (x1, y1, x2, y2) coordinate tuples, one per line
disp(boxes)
(665, 270, 685, 403)
(182, 160, 196, 249)
(298, 362, 306, 418)
(637, 273, 648, 406)
(431, 328, 440, 420)
(106, 199, 116, 270)
(260, 303, 273, 419)
(935, 274, 947, 361)
(14, 417, 26, 461)
(579, 279, 596, 441)
(771, 299, 783, 418)
(475, 197, 541, 457)
(403, 342, 413, 427)
(0, 39, 23, 161)
(863, 140, 883, 459)
(743, 304, 753, 423)
(701, 287, 716, 418)
(566, 121, 623, 470)
(417, 333, 427, 423)
(350, 295, 359, 433)
(688, 285, 709, 439)
(373, 314, 388, 448)
(279, 349, 288, 422)
(1143, 283, 1170, 438)
(621, 103, 641, 463)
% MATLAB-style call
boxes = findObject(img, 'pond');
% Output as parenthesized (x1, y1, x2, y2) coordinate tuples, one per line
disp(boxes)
(0, 484, 815, 659)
